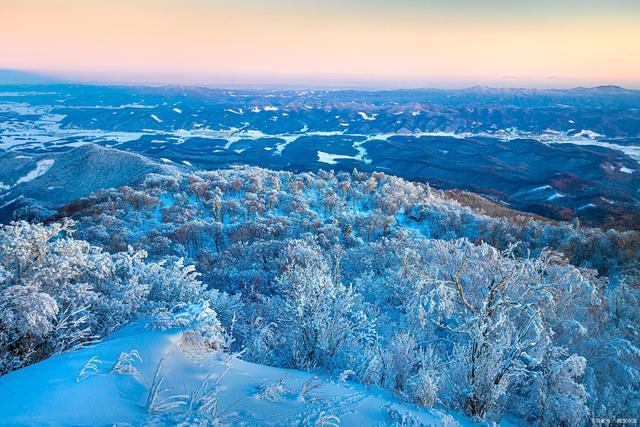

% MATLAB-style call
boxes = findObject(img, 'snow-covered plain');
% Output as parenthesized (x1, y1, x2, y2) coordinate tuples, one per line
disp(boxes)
(2, 100, 638, 164)
(317, 151, 359, 165)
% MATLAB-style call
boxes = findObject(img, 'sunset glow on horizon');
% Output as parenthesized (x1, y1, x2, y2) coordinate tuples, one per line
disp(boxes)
(1, 0, 639, 88)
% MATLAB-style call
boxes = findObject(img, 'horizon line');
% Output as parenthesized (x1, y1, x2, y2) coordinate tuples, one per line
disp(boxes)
(1, 68, 639, 92)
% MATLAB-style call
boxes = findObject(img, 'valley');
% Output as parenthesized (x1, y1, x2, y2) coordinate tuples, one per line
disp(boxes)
(0, 84, 639, 229)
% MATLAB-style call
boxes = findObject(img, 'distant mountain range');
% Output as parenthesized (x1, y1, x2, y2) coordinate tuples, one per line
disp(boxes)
(0, 69, 63, 85)
(0, 82, 638, 229)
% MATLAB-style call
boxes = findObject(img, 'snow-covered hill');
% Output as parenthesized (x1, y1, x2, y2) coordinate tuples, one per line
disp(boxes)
(0, 168, 636, 424)
(0, 144, 179, 222)
(0, 322, 463, 426)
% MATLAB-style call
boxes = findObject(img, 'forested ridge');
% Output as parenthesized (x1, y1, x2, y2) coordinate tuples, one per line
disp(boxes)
(1, 166, 638, 425)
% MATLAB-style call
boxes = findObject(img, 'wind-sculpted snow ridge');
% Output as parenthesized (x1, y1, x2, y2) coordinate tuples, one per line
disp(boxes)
(0, 166, 625, 424)
(0, 320, 461, 426)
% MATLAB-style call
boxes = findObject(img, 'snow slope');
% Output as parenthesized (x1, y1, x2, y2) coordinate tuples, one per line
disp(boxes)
(15, 159, 54, 185)
(0, 322, 462, 426)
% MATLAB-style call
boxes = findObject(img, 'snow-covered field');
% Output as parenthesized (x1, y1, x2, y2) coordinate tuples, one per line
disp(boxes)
(317, 151, 360, 165)
(0, 322, 462, 426)
(3, 99, 638, 164)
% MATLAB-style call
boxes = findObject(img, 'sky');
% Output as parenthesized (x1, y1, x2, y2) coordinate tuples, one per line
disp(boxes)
(1, 0, 639, 88)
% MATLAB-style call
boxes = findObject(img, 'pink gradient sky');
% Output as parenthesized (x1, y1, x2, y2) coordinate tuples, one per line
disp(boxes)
(1, 0, 639, 88)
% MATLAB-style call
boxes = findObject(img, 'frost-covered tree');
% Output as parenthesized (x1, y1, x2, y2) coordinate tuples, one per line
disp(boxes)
(0, 221, 218, 374)
(12, 166, 639, 423)
(535, 347, 589, 426)
(421, 243, 596, 420)
(271, 238, 375, 370)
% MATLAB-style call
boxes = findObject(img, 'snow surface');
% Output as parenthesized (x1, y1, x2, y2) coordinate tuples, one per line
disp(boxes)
(353, 139, 372, 164)
(15, 159, 54, 185)
(547, 192, 566, 201)
(526, 185, 552, 193)
(575, 129, 602, 139)
(512, 185, 567, 202)
(274, 136, 299, 155)
(317, 151, 359, 165)
(316, 144, 372, 164)
(358, 112, 377, 121)
(0, 323, 461, 426)
(577, 203, 597, 211)
(0, 196, 20, 210)
(543, 137, 640, 162)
